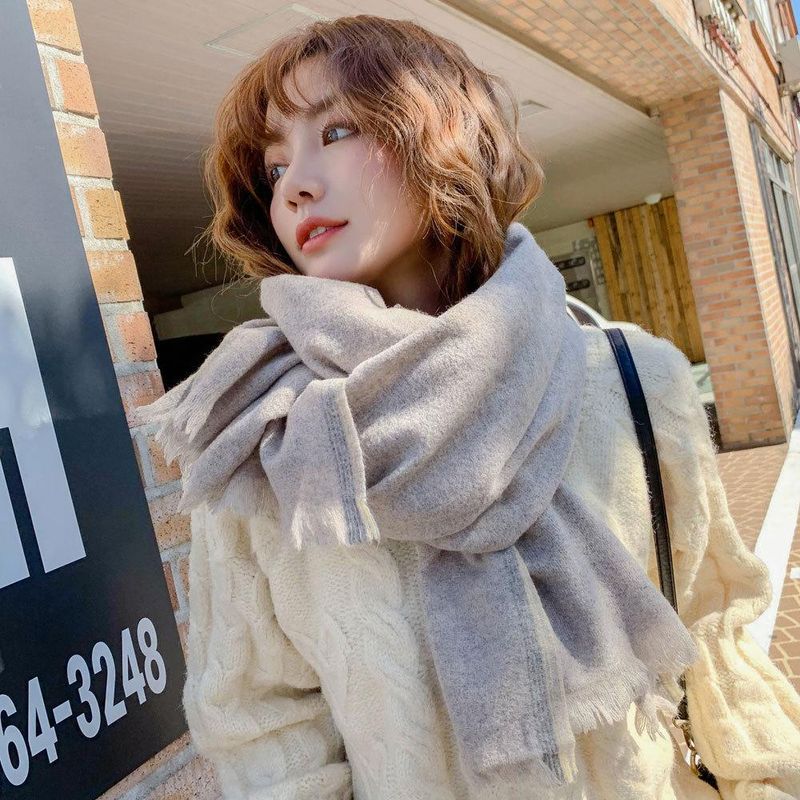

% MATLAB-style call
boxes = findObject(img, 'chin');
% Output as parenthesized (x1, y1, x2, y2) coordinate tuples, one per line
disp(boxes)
(305, 264, 369, 284)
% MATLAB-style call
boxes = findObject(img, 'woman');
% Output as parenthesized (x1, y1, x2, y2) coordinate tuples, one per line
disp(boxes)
(141, 15, 800, 799)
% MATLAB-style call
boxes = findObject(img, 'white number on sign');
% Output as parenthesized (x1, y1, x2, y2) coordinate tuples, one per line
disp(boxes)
(0, 694, 29, 785)
(138, 617, 167, 694)
(92, 642, 127, 726)
(121, 627, 147, 705)
(0, 616, 169, 785)
(67, 654, 101, 738)
(27, 678, 58, 763)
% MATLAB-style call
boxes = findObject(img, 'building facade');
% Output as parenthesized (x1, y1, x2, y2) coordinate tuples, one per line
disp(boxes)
(480, 0, 800, 449)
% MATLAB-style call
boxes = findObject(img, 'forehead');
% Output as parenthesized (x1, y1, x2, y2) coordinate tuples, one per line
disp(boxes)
(264, 59, 340, 145)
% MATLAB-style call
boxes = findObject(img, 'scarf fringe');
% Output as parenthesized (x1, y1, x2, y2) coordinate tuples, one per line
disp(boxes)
(199, 470, 273, 521)
(283, 497, 382, 550)
(557, 743, 579, 785)
(565, 626, 696, 742)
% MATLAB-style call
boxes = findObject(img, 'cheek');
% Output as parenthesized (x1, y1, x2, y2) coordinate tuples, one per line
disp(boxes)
(357, 150, 409, 216)
(270, 196, 281, 223)
(269, 195, 288, 244)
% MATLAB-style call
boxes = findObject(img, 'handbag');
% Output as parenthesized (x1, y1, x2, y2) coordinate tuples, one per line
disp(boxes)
(603, 327, 720, 793)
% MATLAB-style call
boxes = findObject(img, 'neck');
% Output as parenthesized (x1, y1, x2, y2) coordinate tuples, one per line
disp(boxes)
(371, 237, 450, 316)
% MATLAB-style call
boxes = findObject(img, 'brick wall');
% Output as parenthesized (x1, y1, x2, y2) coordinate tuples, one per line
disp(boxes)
(26, 1, 219, 797)
(444, 0, 792, 145)
(661, 85, 789, 447)
(721, 89, 798, 436)
(444, 0, 714, 109)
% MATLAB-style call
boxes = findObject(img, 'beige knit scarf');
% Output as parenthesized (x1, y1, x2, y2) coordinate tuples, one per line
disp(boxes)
(140, 221, 699, 789)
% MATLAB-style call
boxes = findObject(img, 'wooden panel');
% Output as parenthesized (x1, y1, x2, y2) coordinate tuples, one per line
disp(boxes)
(615, 209, 646, 324)
(592, 214, 627, 321)
(663, 197, 705, 360)
(590, 196, 705, 363)
(647, 202, 685, 354)
(629, 205, 662, 335)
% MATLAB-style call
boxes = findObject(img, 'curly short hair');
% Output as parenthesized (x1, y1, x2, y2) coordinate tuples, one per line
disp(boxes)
(203, 13, 544, 308)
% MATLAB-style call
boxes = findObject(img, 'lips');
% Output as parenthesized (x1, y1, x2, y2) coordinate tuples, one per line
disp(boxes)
(296, 217, 349, 248)
(300, 222, 348, 253)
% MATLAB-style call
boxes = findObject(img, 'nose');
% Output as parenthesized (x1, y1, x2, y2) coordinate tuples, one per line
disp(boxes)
(280, 161, 324, 211)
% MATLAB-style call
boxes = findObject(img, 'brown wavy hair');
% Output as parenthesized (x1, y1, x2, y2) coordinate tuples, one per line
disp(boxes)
(203, 14, 544, 309)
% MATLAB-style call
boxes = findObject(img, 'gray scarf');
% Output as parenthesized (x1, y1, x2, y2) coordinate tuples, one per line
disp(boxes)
(139, 222, 698, 789)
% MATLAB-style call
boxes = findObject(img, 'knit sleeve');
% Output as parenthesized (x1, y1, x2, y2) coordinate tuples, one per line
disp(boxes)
(181, 504, 352, 799)
(652, 342, 800, 799)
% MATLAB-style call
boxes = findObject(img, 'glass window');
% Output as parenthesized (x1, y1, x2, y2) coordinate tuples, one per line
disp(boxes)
(749, 0, 777, 49)
(761, 135, 800, 356)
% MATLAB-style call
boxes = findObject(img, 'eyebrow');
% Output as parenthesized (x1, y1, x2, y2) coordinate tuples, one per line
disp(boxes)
(263, 94, 342, 148)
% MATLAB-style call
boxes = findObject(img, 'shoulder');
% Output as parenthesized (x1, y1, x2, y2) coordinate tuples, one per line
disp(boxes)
(581, 322, 705, 429)
(577, 322, 717, 500)
(571, 323, 717, 569)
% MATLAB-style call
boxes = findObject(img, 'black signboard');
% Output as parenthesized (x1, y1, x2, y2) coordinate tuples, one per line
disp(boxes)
(566, 278, 591, 292)
(0, 3, 187, 798)
(553, 255, 586, 272)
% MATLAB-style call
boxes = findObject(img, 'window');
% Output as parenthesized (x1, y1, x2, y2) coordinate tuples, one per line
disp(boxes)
(749, 0, 777, 49)
(751, 126, 800, 406)
(761, 141, 800, 318)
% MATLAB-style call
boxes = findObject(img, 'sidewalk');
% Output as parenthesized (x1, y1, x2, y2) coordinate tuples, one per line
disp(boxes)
(770, 516, 800, 688)
(716, 433, 800, 692)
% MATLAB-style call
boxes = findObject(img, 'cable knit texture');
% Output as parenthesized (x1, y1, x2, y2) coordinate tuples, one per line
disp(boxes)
(181, 323, 800, 800)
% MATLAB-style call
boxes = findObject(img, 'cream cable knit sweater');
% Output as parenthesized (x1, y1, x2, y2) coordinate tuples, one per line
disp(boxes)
(180, 323, 800, 800)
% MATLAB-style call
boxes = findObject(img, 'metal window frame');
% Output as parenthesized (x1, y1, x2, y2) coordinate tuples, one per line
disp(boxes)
(749, 122, 800, 411)
(749, 0, 778, 48)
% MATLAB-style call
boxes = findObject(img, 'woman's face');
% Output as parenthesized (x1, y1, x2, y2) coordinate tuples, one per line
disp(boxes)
(265, 56, 447, 313)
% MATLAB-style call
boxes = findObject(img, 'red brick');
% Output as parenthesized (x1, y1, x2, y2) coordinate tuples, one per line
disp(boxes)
(132, 435, 146, 488)
(177, 555, 189, 605)
(95, 733, 192, 800)
(85, 250, 143, 303)
(84, 187, 129, 239)
(162, 563, 179, 612)
(177, 621, 189, 663)
(55, 59, 98, 117)
(146, 435, 182, 485)
(148, 492, 190, 550)
(660, 86, 788, 449)
(68, 184, 84, 235)
(55, 122, 112, 178)
(116, 312, 156, 362)
(117, 370, 165, 426)
(28, 0, 82, 53)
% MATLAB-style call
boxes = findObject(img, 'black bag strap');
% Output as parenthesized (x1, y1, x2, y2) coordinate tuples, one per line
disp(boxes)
(603, 328, 678, 608)
(603, 327, 719, 793)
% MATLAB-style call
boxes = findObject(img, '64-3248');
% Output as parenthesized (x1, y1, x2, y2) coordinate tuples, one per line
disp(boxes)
(0, 616, 167, 787)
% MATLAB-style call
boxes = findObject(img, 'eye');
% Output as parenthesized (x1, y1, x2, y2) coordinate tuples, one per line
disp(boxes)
(321, 119, 356, 145)
(265, 163, 284, 187)
(264, 119, 357, 188)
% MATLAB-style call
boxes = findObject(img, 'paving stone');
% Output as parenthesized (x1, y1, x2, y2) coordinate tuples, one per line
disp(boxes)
(716, 444, 800, 692)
